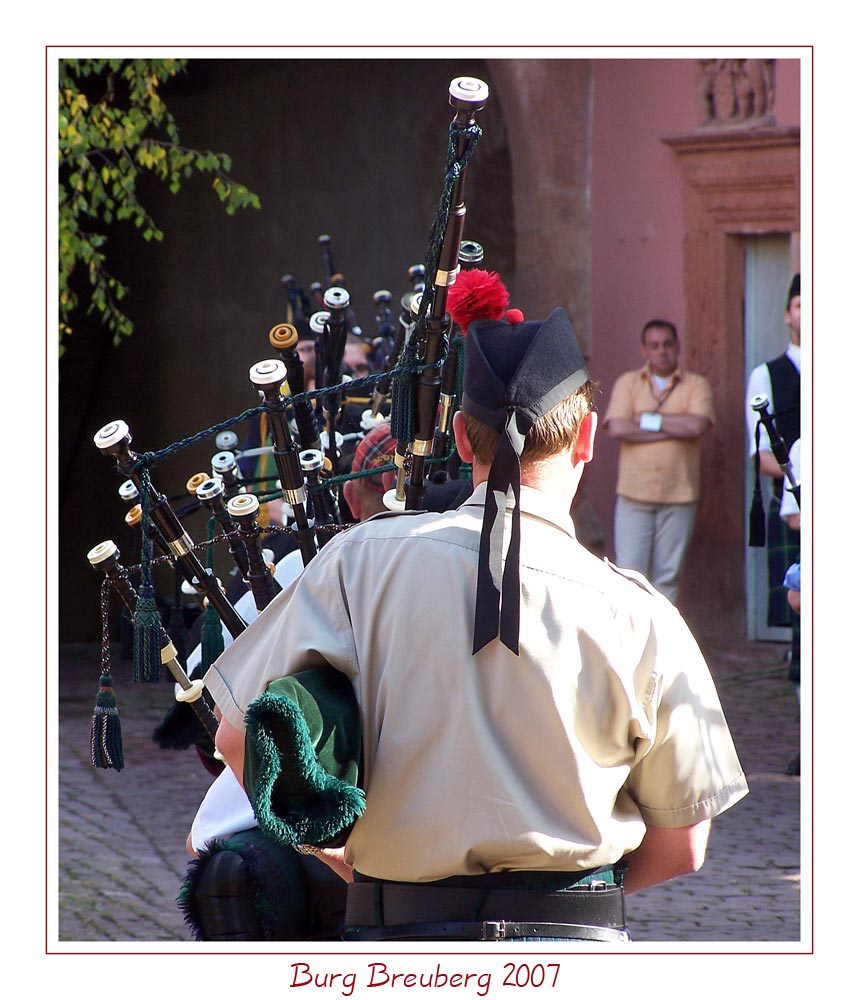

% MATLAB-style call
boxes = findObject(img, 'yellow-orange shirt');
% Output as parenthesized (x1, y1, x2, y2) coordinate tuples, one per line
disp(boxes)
(604, 366, 715, 504)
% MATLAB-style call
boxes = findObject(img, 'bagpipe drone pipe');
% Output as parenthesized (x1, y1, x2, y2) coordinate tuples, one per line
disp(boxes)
(747, 392, 801, 547)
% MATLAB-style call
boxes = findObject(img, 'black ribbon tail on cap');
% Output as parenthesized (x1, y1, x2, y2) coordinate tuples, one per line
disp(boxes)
(473, 484, 502, 654)
(499, 474, 521, 653)
(472, 413, 525, 655)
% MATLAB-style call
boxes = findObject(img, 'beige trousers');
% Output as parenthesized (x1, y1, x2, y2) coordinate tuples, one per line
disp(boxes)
(613, 496, 698, 605)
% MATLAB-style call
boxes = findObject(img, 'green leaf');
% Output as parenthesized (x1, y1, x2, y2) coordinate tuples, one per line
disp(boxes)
(58, 57, 259, 355)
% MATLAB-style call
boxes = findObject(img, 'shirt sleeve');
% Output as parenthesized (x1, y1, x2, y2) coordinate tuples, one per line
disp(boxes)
(746, 363, 774, 457)
(624, 609, 749, 828)
(190, 767, 257, 853)
(603, 372, 636, 425)
(783, 561, 801, 591)
(203, 539, 357, 733)
(686, 374, 716, 423)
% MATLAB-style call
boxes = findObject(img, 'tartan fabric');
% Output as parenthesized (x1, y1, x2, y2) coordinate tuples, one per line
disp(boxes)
(178, 828, 309, 941)
(350, 423, 397, 493)
(766, 495, 800, 628)
(789, 614, 801, 684)
(783, 559, 801, 682)
(178, 827, 347, 941)
(363, 862, 627, 891)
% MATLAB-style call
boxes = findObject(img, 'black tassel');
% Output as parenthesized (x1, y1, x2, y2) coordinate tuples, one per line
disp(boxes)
(90, 672, 124, 771)
(133, 464, 162, 682)
(748, 483, 766, 547)
(200, 601, 225, 671)
(748, 423, 766, 548)
(133, 583, 163, 683)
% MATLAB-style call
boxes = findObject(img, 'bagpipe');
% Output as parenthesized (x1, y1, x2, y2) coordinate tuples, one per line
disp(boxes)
(81, 73, 554, 943)
(85, 75, 502, 779)
(748, 392, 801, 547)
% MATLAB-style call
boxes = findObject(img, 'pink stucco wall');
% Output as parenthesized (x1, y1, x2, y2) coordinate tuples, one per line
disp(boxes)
(587, 57, 801, 563)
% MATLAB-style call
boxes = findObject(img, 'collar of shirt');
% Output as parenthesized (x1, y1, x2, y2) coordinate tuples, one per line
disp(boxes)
(637, 363, 683, 406)
(639, 362, 683, 384)
(786, 342, 801, 372)
(461, 481, 578, 541)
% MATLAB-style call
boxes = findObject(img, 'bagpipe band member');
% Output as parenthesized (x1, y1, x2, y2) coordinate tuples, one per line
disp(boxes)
(205, 306, 748, 942)
(178, 423, 399, 941)
(746, 272, 801, 629)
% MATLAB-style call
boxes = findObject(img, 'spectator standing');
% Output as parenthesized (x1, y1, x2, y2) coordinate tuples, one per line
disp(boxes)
(603, 319, 715, 604)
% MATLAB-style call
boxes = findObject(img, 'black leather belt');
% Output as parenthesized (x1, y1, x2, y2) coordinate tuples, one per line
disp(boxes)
(344, 874, 627, 942)
(343, 919, 629, 942)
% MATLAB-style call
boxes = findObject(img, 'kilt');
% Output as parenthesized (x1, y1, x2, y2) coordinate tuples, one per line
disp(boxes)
(766, 495, 800, 628)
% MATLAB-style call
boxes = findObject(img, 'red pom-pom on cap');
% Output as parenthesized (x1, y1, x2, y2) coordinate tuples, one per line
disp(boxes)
(447, 269, 510, 333)
(505, 308, 524, 324)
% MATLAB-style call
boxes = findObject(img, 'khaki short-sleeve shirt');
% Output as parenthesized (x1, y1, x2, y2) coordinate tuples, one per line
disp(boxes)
(604, 366, 715, 504)
(205, 484, 747, 882)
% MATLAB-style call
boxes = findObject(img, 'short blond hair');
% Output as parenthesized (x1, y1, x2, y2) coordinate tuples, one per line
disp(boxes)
(463, 381, 595, 466)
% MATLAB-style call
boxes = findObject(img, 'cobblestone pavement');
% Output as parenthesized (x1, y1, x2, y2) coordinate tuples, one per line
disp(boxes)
(57, 643, 213, 943)
(55, 633, 802, 947)
(622, 636, 802, 944)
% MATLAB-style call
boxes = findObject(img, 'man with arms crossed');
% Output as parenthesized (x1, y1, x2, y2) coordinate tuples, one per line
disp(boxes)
(604, 319, 715, 605)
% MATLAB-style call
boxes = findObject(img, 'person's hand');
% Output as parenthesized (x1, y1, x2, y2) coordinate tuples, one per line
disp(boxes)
(787, 589, 800, 615)
(297, 844, 354, 882)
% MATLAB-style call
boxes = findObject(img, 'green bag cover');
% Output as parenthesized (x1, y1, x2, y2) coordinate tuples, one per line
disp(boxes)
(244, 665, 365, 849)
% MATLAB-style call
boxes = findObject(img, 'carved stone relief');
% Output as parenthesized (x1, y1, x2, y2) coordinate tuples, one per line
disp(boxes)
(697, 59, 776, 127)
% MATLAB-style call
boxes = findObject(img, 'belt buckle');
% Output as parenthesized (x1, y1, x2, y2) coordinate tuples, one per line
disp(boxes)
(589, 879, 609, 891)
(480, 921, 505, 941)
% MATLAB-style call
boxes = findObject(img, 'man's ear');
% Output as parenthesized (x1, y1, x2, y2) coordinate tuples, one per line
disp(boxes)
(452, 410, 476, 464)
(573, 410, 598, 466)
(343, 479, 359, 520)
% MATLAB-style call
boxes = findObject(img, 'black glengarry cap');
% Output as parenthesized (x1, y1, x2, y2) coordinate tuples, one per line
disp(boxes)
(461, 307, 589, 655)
(786, 273, 800, 308)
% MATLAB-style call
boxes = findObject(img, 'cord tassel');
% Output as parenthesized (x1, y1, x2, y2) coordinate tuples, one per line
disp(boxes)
(90, 581, 124, 769)
(132, 465, 163, 682)
(133, 582, 163, 683)
(748, 483, 766, 547)
(748, 423, 766, 547)
(90, 672, 124, 771)
(200, 601, 225, 671)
